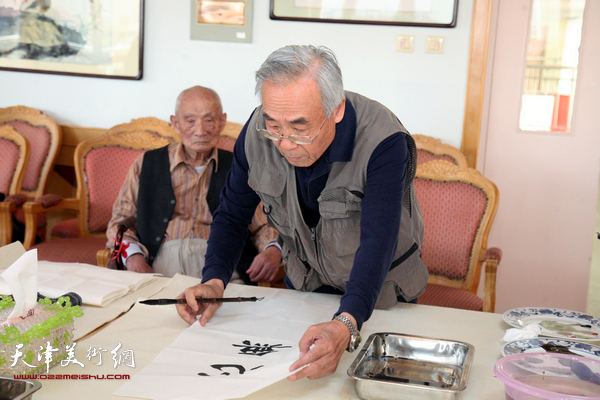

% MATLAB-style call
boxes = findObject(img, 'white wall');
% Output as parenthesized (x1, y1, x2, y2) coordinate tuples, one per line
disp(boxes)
(0, 0, 473, 148)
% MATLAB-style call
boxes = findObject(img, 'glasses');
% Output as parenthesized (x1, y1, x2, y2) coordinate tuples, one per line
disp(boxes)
(256, 117, 327, 145)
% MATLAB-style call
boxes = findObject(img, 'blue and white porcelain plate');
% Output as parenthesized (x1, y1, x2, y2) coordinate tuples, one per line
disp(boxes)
(503, 307, 600, 341)
(502, 338, 600, 361)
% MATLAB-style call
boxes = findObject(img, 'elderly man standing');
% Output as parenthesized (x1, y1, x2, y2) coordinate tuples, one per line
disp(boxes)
(106, 86, 282, 282)
(176, 46, 428, 380)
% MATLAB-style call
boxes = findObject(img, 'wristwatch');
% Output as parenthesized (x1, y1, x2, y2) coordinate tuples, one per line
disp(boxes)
(333, 314, 361, 352)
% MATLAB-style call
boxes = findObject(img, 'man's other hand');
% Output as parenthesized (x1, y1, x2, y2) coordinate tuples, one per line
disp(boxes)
(246, 245, 282, 283)
(126, 253, 154, 273)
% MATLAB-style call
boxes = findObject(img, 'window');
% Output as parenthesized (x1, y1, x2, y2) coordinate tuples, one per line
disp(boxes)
(519, 0, 585, 133)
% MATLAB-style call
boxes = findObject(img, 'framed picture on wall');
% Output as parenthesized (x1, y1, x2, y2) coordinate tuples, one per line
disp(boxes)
(270, 0, 459, 28)
(190, 0, 253, 43)
(0, 0, 145, 80)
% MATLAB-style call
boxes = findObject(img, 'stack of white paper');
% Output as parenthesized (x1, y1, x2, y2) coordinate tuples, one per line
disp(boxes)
(0, 259, 158, 307)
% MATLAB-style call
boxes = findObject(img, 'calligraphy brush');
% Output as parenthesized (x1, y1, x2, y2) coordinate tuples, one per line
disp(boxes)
(139, 297, 264, 305)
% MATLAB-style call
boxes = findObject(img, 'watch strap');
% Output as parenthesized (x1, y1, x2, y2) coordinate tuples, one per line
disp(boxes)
(333, 314, 360, 352)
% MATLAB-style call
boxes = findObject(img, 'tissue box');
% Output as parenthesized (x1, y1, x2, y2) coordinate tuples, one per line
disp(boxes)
(0, 296, 83, 375)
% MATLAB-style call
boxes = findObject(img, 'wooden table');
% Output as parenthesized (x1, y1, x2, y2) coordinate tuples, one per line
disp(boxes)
(32, 274, 508, 399)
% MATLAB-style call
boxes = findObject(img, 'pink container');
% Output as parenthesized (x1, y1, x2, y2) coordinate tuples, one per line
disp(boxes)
(494, 353, 600, 399)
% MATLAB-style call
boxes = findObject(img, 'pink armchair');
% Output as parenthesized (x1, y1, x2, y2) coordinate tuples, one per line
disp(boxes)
(414, 160, 502, 312)
(0, 106, 62, 244)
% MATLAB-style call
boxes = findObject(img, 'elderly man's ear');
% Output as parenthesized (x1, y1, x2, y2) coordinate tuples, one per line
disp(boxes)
(219, 112, 228, 134)
(170, 114, 179, 133)
(333, 99, 346, 124)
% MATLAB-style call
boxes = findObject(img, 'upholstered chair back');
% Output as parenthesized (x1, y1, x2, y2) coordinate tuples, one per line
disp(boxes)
(216, 136, 236, 152)
(414, 160, 501, 312)
(0, 125, 29, 195)
(412, 134, 468, 168)
(0, 126, 30, 247)
(0, 106, 62, 199)
(216, 121, 242, 152)
(85, 145, 148, 234)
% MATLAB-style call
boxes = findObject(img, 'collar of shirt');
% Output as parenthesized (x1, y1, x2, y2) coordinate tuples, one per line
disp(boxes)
(169, 141, 219, 173)
(326, 99, 357, 164)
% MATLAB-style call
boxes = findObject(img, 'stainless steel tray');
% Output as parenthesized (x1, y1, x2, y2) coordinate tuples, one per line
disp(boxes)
(347, 332, 475, 400)
(0, 377, 42, 400)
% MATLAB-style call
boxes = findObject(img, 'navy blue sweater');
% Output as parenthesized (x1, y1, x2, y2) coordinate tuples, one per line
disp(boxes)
(203, 101, 408, 329)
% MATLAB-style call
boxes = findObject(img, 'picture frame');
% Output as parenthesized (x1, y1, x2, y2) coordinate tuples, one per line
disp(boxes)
(270, 0, 459, 28)
(0, 0, 145, 80)
(190, 0, 253, 43)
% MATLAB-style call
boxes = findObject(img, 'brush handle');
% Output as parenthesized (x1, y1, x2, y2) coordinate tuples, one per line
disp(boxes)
(184, 297, 262, 304)
(140, 297, 263, 305)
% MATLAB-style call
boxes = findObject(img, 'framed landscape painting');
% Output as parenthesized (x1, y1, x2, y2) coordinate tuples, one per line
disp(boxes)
(0, 0, 144, 79)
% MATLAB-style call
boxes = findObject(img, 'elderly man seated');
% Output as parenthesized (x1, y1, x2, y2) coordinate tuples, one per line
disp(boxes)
(106, 86, 282, 284)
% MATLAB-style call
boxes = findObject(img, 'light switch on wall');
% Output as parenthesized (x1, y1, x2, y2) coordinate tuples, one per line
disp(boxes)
(396, 35, 414, 52)
(426, 36, 444, 54)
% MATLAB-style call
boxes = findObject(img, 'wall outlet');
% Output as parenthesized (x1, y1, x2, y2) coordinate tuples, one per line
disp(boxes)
(396, 35, 414, 52)
(426, 36, 444, 54)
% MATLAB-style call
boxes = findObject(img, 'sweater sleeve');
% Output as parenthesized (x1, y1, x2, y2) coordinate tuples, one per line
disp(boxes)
(202, 122, 262, 285)
(335, 132, 408, 329)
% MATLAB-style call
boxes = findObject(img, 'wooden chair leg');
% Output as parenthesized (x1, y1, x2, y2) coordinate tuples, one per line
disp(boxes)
(0, 201, 16, 246)
(97, 249, 111, 268)
(483, 247, 502, 313)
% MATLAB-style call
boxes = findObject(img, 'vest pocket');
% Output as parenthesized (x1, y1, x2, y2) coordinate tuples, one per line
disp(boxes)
(318, 188, 362, 219)
(384, 246, 428, 300)
(320, 223, 360, 258)
(285, 257, 321, 292)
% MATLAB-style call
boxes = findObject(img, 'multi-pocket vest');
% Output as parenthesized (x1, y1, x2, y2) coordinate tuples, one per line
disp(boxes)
(245, 91, 428, 308)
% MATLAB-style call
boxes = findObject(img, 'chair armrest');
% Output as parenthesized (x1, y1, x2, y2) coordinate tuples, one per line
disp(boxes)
(4, 193, 28, 207)
(1, 194, 62, 247)
(97, 249, 111, 268)
(34, 193, 62, 208)
(482, 247, 502, 313)
(0, 193, 34, 246)
(22, 197, 81, 249)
